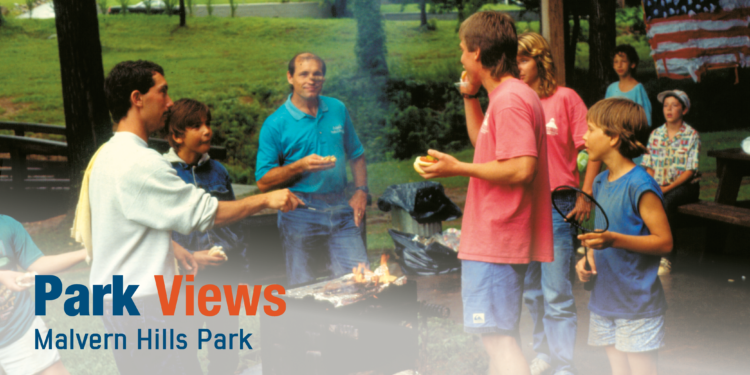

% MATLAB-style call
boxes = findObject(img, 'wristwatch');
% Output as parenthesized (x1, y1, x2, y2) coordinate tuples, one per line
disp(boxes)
(355, 185, 369, 194)
(462, 92, 480, 99)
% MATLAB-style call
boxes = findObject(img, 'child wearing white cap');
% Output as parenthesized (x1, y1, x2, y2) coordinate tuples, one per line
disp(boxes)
(641, 89, 701, 275)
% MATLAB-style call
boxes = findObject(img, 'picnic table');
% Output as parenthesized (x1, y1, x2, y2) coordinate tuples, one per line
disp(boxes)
(709, 148, 750, 205)
(678, 148, 750, 259)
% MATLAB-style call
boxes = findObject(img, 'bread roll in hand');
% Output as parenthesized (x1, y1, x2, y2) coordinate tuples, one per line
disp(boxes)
(413, 155, 438, 174)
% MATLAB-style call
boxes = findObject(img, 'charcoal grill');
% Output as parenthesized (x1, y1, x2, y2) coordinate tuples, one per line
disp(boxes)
(260, 277, 419, 375)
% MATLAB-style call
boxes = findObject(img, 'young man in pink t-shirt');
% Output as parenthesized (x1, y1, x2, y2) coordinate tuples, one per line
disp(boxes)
(420, 12, 553, 375)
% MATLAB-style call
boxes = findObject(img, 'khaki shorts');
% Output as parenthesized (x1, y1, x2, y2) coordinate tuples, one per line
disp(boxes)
(0, 317, 61, 375)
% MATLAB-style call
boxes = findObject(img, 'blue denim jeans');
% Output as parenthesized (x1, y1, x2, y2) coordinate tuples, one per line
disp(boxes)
(524, 192, 578, 375)
(278, 192, 369, 286)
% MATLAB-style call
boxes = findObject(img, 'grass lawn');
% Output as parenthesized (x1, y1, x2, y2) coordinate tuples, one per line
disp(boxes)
(189, 0, 312, 4)
(1, 13, 655, 128)
(0, 0, 20, 8)
(1, 16, 468, 126)
(380, 3, 522, 13)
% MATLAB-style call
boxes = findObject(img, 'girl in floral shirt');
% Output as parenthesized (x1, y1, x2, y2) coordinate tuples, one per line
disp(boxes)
(641, 89, 700, 275)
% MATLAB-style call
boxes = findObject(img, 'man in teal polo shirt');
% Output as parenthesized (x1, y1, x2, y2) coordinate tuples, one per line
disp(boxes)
(256, 52, 369, 286)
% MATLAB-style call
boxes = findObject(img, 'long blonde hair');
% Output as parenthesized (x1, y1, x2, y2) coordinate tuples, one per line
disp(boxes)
(517, 32, 557, 98)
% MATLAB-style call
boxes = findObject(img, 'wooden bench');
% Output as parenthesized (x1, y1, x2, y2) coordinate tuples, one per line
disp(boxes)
(0, 135, 70, 191)
(677, 201, 750, 261)
(1, 121, 227, 222)
(678, 201, 750, 228)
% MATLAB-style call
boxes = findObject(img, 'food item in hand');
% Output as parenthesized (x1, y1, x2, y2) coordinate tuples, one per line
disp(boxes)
(321, 155, 337, 162)
(208, 246, 228, 261)
(413, 155, 438, 174)
(16, 271, 38, 287)
(577, 151, 589, 173)
(461, 71, 467, 81)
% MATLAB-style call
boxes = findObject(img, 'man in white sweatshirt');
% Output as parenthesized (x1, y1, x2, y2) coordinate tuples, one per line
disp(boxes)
(90, 60, 302, 375)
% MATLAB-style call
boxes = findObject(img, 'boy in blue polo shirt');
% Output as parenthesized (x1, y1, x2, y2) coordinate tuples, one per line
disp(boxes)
(255, 53, 369, 286)
(577, 98, 673, 375)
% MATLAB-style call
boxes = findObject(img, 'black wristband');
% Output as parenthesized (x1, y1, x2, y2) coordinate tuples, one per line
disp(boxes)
(355, 185, 369, 194)
(462, 93, 480, 100)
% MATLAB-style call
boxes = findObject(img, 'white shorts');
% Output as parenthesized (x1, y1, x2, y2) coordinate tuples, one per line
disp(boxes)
(0, 317, 61, 375)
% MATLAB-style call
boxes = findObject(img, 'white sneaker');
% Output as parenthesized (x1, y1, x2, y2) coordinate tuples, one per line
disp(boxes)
(530, 357, 552, 375)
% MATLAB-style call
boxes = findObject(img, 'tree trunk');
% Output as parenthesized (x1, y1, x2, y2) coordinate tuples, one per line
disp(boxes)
(587, 0, 616, 103)
(563, 1, 581, 87)
(420, 0, 427, 27)
(52, 0, 112, 201)
(354, 0, 388, 78)
(179, 0, 186, 26)
(334, 0, 347, 18)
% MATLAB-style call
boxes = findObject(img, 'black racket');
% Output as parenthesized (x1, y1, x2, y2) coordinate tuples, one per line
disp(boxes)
(551, 185, 609, 291)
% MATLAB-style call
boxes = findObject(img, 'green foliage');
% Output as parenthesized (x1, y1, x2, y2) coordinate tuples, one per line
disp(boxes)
(229, 0, 239, 17)
(143, 0, 153, 14)
(326, 72, 392, 161)
(385, 79, 474, 159)
(350, 0, 390, 159)
(354, 0, 388, 78)
(616, 6, 646, 35)
(431, 0, 484, 26)
(118, 0, 130, 15)
(164, 0, 177, 15)
(98, 0, 109, 15)
(207, 0, 214, 15)
(426, 18, 437, 31)
(25, 0, 33, 19)
(206, 91, 276, 184)
(186, 0, 194, 16)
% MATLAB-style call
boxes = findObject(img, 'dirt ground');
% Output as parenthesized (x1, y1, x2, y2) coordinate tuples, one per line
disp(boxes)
(414, 225, 750, 375)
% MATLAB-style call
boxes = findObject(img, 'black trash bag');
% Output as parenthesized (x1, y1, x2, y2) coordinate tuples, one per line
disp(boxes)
(389, 229, 460, 276)
(377, 181, 462, 223)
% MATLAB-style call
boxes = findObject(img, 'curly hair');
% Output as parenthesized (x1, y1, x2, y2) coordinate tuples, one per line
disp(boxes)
(517, 32, 557, 98)
(587, 98, 649, 159)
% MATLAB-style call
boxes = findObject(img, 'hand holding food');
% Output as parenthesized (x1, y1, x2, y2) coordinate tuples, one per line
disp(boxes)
(416, 150, 463, 179)
(300, 154, 336, 172)
(208, 246, 228, 261)
(454, 71, 468, 90)
(16, 271, 38, 288)
(413, 155, 438, 174)
(457, 70, 481, 97)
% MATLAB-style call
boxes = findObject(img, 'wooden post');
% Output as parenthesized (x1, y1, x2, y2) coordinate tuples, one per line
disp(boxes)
(541, 0, 566, 87)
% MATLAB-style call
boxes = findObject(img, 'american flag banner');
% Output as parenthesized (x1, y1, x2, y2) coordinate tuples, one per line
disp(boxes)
(644, 0, 750, 82)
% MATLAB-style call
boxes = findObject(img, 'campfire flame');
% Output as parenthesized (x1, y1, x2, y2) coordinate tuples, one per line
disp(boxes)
(381, 253, 391, 281)
(349, 254, 396, 285)
(352, 263, 369, 283)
